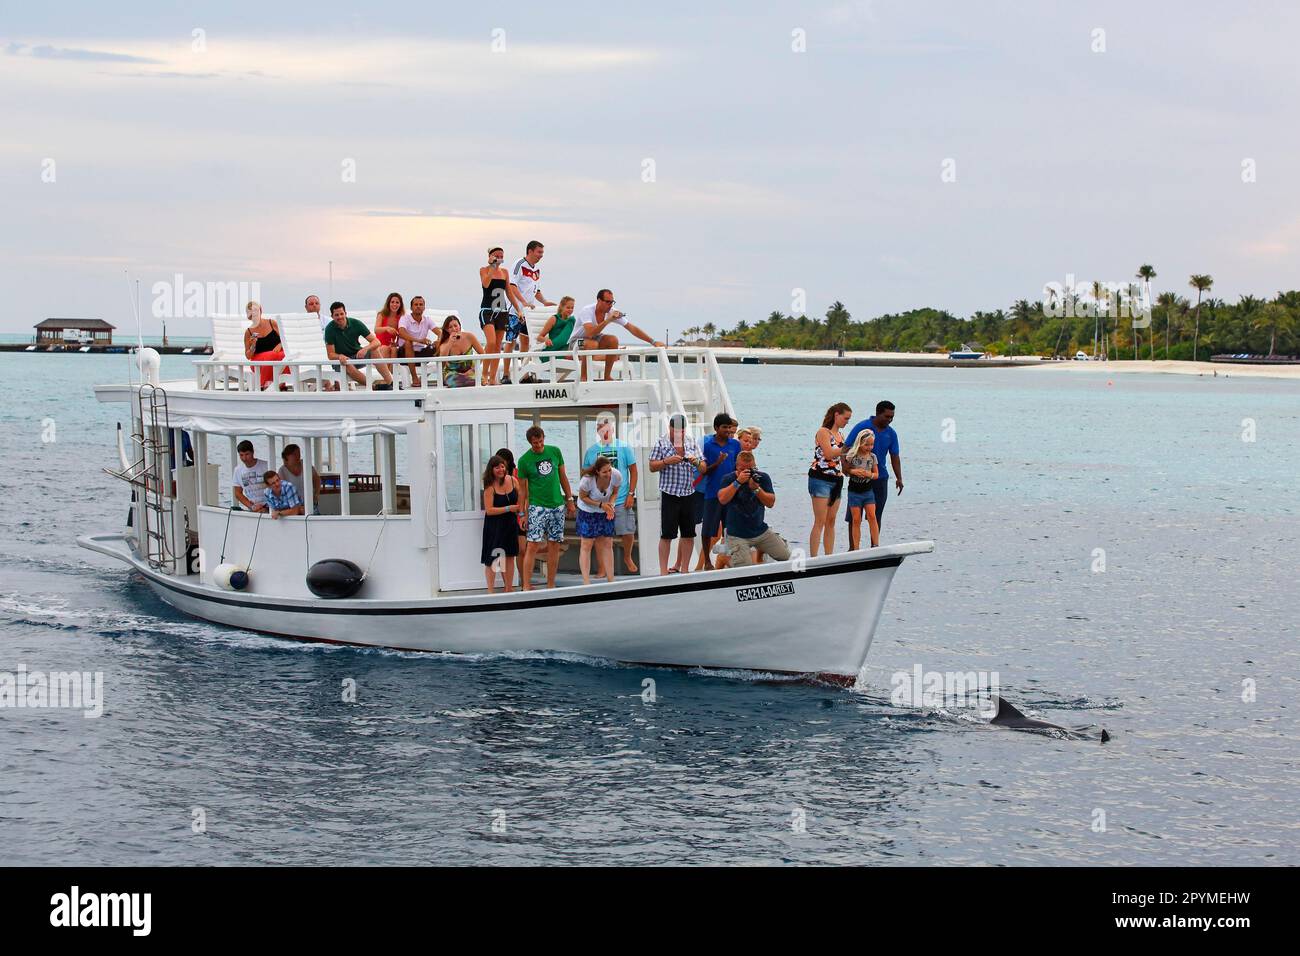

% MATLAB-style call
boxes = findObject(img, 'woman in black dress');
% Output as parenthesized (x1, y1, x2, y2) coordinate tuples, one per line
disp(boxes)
(481, 455, 521, 593)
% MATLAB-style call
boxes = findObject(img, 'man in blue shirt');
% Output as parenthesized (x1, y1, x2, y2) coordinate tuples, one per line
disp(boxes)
(717, 451, 790, 567)
(844, 400, 903, 529)
(582, 413, 639, 573)
(697, 413, 740, 570)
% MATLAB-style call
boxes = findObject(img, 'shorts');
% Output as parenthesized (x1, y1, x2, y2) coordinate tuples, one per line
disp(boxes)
(526, 504, 566, 543)
(613, 502, 637, 537)
(808, 474, 844, 504)
(576, 509, 615, 539)
(845, 488, 874, 523)
(479, 308, 510, 333)
(660, 492, 698, 540)
(846, 487, 876, 511)
(503, 313, 528, 345)
(700, 497, 727, 537)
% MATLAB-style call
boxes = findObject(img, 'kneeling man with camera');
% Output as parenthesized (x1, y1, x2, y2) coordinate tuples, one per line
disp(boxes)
(716, 451, 790, 567)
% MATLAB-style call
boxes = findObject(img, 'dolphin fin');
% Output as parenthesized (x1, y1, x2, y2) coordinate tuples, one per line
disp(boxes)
(992, 696, 1026, 724)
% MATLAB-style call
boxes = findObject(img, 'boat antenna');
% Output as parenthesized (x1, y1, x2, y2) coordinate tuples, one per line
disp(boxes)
(123, 272, 136, 384)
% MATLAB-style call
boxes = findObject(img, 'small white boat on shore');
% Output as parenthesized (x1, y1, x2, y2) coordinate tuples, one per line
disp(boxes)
(82, 317, 932, 683)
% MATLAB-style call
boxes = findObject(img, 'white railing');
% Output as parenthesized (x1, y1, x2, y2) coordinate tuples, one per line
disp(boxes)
(192, 346, 722, 393)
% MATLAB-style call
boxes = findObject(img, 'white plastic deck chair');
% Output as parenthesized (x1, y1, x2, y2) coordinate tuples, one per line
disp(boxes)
(518, 306, 582, 383)
(277, 312, 341, 391)
(206, 314, 257, 390)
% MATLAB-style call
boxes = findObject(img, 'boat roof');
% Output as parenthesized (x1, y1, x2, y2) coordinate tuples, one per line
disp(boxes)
(94, 346, 734, 435)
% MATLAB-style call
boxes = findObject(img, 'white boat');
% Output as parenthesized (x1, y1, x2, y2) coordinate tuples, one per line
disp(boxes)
(80, 320, 932, 684)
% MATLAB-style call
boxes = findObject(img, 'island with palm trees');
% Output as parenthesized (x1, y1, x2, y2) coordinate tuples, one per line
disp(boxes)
(684, 268, 1298, 368)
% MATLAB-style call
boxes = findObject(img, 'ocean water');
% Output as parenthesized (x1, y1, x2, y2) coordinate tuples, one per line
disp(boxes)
(1, 354, 1296, 865)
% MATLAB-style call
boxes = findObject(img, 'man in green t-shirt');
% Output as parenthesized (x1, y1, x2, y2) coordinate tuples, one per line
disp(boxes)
(323, 301, 394, 389)
(518, 425, 575, 590)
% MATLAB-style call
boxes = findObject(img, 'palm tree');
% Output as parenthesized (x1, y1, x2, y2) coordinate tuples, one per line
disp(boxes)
(1155, 292, 1185, 357)
(701, 322, 717, 342)
(824, 301, 851, 350)
(1137, 265, 1156, 359)
(1253, 303, 1294, 357)
(1188, 274, 1213, 361)
(1091, 281, 1109, 359)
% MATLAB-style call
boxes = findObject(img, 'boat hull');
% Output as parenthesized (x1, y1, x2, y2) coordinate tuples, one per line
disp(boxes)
(79, 534, 931, 680)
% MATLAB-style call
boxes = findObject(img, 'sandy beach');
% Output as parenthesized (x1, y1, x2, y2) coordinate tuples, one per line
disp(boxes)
(708, 347, 1300, 380)
(1027, 358, 1300, 380)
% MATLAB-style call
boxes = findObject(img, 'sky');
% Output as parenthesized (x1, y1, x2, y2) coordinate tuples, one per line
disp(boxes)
(1, 0, 1297, 339)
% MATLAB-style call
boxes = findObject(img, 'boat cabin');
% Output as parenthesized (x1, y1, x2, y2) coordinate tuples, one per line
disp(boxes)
(96, 341, 736, 600)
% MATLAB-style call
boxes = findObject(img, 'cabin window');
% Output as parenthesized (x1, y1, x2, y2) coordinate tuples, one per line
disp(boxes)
(477, 422, 509, 473)
(442, 424, 476, 513)
(197, 431, 411, 517)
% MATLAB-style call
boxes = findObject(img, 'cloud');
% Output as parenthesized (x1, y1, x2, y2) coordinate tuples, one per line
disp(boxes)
(356, 208, 590, 224)
(3, 36, 662, 87)
(4, 41, 161, 64)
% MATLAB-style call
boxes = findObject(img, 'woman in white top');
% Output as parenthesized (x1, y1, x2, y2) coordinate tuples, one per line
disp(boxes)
(576, 457, 622, 584)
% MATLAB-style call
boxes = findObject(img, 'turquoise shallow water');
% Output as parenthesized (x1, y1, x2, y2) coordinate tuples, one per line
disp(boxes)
(1, 354, 1296, 865)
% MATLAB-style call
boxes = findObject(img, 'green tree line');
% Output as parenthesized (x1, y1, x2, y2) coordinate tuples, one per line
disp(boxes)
(686, 270, 1299, 360)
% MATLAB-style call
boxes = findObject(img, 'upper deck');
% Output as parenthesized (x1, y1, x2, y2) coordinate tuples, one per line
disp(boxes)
(95, 346, 735, 428)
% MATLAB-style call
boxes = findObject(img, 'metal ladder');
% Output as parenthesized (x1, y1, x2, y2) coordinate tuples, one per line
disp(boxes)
(105, 384, 176, 572)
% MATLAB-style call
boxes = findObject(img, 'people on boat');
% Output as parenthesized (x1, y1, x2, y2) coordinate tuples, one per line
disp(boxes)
(575, 457, 621, 585)
(478, 247, 511, 385)
(374, 293, 405, 356)
(710, 534, 732, 569)
(232, 440, 269, 512)
(577, 289, 664, 381)
(717, 450, 790, 567)
(842, 429, 879, 550)
(480, 454, 521, 593)
(696, 412, 740, 571)
(243, 302, 287, 390)
(517, 426, 575, 590)
(278, 444, 321, 515)
(495, 446, 527, 589)
(581, 413, 638, 573)
(262, 471, 305, 519)
(397, 295, 441, 387)
(437, 315, 482, 387)
(650, 413, 706, 575)
(502, 240, 555, 384)
(808, 402, 851, 556)
(324, 301, 394, 390)
(844, 401, 903, 536)
(737, 425, 763, 454)
(536, 296, 579, 378)
(305, 294, 327, 330)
